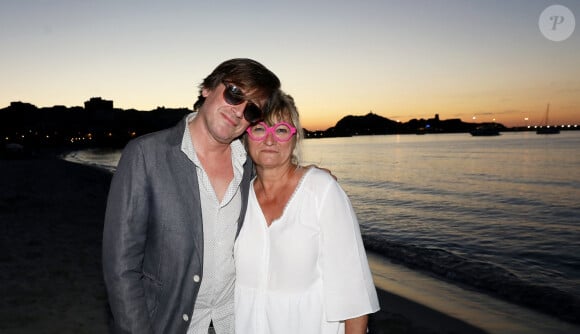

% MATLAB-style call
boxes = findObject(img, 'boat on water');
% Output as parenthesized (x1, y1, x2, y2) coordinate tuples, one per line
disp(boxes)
(470, 124, 500, 136)
(536, 104, 560, 135)
(536, 126, 560, 134)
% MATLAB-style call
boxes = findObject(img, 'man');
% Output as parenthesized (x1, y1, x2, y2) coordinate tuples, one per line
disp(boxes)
(102, 58, 281, 333)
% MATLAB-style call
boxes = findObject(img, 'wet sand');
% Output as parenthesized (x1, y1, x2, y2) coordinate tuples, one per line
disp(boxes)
(0, 153, 490, 334)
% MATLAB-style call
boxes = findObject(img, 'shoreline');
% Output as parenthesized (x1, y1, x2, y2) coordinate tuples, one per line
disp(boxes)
(368, 253, 580, 334)
(1, 153, 577, 333)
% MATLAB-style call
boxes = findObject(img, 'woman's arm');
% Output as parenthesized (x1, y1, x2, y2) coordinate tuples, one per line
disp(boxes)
(316, 172, 380, 325)
(345, 314, 369, 334)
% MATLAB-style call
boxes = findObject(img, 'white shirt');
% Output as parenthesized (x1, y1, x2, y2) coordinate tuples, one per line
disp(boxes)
(181, 113, 247, 334)
(234, 168, 380, 334)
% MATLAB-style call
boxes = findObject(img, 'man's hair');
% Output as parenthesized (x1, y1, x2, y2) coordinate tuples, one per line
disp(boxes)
(193, 58, 281, 111)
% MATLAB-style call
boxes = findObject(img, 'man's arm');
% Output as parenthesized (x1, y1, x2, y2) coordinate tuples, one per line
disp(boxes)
(102, 141, 153, 334)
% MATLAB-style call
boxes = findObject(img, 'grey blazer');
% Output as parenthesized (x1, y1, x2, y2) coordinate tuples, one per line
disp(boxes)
(102, 117, 253, 334)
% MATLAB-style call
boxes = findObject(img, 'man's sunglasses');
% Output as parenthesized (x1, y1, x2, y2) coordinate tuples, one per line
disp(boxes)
(222, 82, 263, 123)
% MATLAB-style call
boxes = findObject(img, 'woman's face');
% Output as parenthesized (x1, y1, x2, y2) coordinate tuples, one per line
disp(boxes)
(246, 119, 297, 169)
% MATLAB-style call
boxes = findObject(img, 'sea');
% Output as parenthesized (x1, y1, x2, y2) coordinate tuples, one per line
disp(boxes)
(65, 131, 580, 333)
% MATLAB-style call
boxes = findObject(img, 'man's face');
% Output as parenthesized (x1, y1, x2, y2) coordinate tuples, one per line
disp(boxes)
(199, 83, 257, 144)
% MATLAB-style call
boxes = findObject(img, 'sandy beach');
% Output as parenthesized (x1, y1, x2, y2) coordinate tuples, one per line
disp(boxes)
(0, 152, 490, 334)
(0, 152, 111, 333)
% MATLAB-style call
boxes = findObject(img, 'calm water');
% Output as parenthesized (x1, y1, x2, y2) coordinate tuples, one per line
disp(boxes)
(66, 131, 580, 323)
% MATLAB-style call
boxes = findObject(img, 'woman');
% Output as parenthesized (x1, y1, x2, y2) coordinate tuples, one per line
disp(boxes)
(235, 92, 380, 334)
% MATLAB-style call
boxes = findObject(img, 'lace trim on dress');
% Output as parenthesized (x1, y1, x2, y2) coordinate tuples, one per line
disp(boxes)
(269, 166, 314, 227)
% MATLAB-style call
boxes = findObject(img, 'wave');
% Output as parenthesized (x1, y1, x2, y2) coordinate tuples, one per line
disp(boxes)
(362, 234, 580, 325)
(62, 149, 118, 173)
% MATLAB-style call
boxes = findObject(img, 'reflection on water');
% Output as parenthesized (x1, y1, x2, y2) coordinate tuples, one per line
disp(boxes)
(302, 132, 580, 298)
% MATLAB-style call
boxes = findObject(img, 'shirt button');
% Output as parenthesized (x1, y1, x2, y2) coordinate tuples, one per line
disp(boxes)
(193, 275, 200, 283)
(182, 314, 189, 322)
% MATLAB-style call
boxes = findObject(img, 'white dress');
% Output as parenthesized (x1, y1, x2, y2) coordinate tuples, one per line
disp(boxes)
(234, 168, 380, 334)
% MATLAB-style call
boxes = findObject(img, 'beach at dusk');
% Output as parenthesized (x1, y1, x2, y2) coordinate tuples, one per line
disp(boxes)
(2, 147, 580, 333)
(0, 152, 487, 334)
(2, 1, 580, 333)
(0, 151, 485, 334)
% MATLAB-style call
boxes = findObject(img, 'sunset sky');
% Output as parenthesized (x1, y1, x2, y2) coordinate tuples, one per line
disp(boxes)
(1, 0, 579, 130)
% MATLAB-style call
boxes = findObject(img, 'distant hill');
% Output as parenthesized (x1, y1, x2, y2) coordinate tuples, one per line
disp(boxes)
(303, 112, 504, 138)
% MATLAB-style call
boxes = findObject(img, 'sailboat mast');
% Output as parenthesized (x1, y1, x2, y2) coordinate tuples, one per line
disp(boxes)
(536, 102, 560, 134)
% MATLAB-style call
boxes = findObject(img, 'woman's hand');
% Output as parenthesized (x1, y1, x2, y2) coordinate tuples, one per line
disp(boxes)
(302, 164, 337, 180)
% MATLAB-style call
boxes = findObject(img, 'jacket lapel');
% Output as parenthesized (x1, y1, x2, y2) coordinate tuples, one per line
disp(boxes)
(166, 117, 204, 267)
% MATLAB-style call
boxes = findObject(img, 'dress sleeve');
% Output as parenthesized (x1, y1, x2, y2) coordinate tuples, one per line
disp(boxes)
(318, 176, 380, 321)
